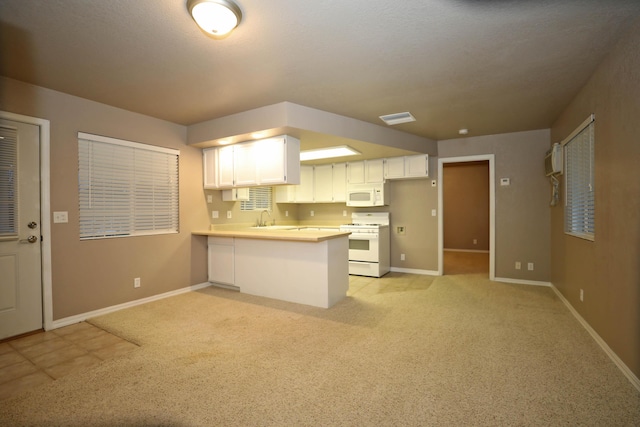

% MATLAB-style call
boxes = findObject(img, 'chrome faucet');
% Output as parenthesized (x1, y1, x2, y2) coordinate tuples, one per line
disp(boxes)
(258, 209, 272, 227)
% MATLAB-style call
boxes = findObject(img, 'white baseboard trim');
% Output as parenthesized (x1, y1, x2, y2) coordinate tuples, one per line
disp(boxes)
(550, 284, 640, 393)
(444, 248, 490, 253)
(390, 267, 439, 276)
(49, 282, 212, 330)
(493, 277, 552, 287)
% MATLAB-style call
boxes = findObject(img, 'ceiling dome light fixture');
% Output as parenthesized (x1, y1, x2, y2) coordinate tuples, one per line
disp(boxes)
(187, 0, 242, 38)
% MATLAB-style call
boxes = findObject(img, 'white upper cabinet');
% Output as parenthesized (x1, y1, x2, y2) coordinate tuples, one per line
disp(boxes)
(383, 154, 429, 180)
(275, 163, 347, 204)
(332, 163, 347, 202)
(217, 145, 236, 187)
(384, 156, 405, 180)
(202, 135, 300, 189)
(347, 161, 365, 184)
(348, 159, 384, 184)
(222, 187, 250, 201)
(233, 141, 258, 187)
(365, 159, 385, 183)
(256, 136, 299, 185)
(203, 148, 218, 189)
(404, 154, 429, 177)
(296, 165, 315, 203)
(314, 164, 334, 203)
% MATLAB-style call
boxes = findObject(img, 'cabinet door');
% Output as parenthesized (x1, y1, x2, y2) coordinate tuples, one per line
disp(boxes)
(203, 148, 218, 189)
(405, 154, 429, 177)
(365, 159, 385, 183)
(384, 157, 405, 180)
(222, 187, 250, 201)
(314, 164, 333, 202)
(347, 161, 365, 184)
(217, 145, 235, 188)
(208, 238, 234, 285)
(256, 137, 287, 185)
(295, 165, 315, 203)
(275, 185, 296, 203)
(332, 163, 347, 202)
(234, 142, 258, 187)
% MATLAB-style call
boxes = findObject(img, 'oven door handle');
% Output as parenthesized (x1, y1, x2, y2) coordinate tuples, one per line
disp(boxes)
(348, 233, 379, 240)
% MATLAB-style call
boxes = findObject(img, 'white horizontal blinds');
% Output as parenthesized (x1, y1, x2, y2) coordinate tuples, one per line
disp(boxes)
(0, 126, 18, 237)
(133, 149, 179, 233)
(78, 133, 179, 240)
(564, 118, 595, 240)
(240, 187, 272, 211)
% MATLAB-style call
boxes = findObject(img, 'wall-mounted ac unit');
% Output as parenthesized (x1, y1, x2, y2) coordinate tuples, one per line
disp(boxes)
(545, 143, 563, 176)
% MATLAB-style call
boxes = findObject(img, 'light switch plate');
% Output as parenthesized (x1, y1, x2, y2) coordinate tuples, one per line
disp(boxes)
(212, 211, 219, 219)
(226, 211, 232, 219)
(53, 211, 68, 223)
(500, 178, 511, 186)
(207, 195, 212, 203)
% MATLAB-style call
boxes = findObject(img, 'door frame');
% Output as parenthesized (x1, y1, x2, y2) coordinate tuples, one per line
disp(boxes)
(438, 154, 495, 280)
(0, 111, 53, 331)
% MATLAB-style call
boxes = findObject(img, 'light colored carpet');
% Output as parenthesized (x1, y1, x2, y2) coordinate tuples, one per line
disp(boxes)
(2, 272, 639, 426)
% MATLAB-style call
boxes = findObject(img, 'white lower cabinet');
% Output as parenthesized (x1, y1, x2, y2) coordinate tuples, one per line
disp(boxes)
(208, 237, 234, 285)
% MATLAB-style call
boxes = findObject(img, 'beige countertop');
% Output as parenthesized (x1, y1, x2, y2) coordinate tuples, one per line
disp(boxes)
(192, 225, 349, 243)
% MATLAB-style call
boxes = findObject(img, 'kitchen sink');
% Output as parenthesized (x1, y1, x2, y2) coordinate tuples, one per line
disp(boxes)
(250, 225, 299, 230)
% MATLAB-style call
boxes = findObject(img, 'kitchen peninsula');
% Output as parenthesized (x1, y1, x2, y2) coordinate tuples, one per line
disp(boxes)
(192, 226, 351, 308)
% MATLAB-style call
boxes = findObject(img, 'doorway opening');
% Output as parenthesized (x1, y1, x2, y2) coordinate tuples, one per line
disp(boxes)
(437, 155, 495, 279)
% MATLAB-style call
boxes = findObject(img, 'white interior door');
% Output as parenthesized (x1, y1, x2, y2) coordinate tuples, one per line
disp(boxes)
(0, 119, 42, 339)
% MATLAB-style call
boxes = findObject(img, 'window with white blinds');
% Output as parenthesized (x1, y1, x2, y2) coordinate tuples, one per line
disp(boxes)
(564, 116, 595, 241)
(0, 126, 18, 238)
(240, 187, 272, 211)
(78, 132, 179, 240)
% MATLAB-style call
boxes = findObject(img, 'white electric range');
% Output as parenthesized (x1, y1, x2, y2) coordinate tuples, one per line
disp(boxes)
(339, 212, 390, 278)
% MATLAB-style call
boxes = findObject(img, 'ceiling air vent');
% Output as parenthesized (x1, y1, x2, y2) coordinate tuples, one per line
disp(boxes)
(379, 112, 416, 126)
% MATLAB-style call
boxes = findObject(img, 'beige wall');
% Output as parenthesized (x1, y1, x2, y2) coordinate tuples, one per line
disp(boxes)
(0, 77, 210, 320)
(443, 161, 490, 251)
(550, 18, 640, 378)
(438, 129, 551, 281)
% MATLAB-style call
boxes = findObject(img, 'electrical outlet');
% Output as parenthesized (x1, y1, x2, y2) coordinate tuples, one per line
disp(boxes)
(515, 262, 521, 270)
(285, 211, 289, 217)
(527, 262, 534, 271)
(580, 289, 584, 302)
(431, 209, 436, 217)
(343, 210, 347, 217)
(397, 226, 406, 235)
(212, 211, 219, 219)
(473, 239, 477, 245)
(310, 210, 314, 217)
(134, 277, 141, 288)
(400, 254, 405, 261)
(226, 211, 232, 219)
(207, 195, 212, 203)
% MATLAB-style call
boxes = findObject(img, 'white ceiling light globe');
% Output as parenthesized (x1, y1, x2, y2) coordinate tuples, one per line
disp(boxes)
(188, 0, 242, 37)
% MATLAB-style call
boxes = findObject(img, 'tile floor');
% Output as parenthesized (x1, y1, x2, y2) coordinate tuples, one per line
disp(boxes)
(0, 322, 138, 401)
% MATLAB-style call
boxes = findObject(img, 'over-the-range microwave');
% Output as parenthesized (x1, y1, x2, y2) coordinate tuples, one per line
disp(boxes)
(346, 183, 389, 207)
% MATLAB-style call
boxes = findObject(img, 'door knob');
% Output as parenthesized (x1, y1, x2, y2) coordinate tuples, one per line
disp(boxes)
(28, 221, 38, 229)
(20, 235, 38, 244)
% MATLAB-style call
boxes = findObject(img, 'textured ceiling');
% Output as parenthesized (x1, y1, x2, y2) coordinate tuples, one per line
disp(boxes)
(1, 0, 639, 141)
